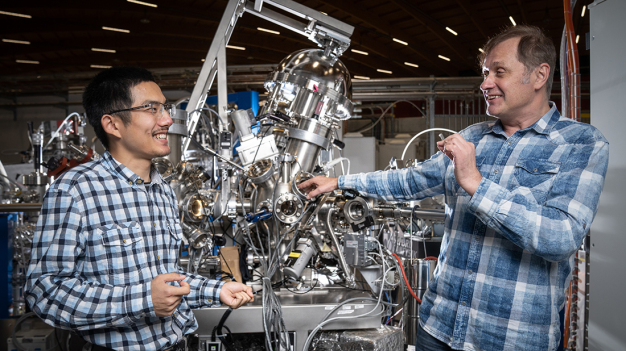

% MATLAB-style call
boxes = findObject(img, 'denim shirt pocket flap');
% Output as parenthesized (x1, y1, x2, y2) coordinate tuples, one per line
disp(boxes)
(515, 159, 560, 175)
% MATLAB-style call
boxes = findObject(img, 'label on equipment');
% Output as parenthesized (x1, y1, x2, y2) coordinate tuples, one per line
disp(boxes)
(337, 310, 354, 315)
(325, 306, 336, 310)
(355, 304, 364, 309)
(346, 240, 358, 248)
(342, 305, 352, 310)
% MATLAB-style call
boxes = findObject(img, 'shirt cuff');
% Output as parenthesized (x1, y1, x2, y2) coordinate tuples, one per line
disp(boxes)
(125, 282, 154, 321)
(468, 177, 506, 225)
(202, 280, 225, 307)
(338, 174, 359, 190)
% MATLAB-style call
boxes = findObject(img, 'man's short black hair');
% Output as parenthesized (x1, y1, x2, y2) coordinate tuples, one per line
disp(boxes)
(82, 67, 156, 149)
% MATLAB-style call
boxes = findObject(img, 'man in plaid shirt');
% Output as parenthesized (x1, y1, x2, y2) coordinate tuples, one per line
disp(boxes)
(25, 67, 253, 350)
(299, 26, 608, 351)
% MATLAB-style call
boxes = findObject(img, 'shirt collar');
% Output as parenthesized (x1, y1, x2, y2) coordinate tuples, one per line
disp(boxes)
(102, 151, 164, 186)
(483, 102, 559, 136)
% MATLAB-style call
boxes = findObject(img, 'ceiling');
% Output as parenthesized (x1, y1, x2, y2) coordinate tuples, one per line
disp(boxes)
(0, 0, 590, 96)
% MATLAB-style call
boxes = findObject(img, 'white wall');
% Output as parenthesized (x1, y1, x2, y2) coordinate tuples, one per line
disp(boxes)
(588, 1, 626, 350)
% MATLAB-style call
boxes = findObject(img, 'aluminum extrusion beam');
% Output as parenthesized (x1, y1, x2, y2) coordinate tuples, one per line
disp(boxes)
(183, 0, 246, 154)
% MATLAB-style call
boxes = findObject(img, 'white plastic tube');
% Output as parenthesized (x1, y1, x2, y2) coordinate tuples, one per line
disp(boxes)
(401, 127, 457, 161)
(44, 112, 80, 149)
(324, 157, 351, 175)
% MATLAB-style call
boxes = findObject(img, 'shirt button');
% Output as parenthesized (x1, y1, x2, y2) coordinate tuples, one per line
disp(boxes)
(208, 299, 212, 303)
(157, 255, 160, 260)
(508, 141, 512, 145)
(533, 168, 538, 173)
(123, 239, 127, 243)
(128, 181, 133, 185)
(154, 222, 157, 227)
(462, 301, 467, 306)
(468, 270, 473, 275)
(494, 169, 499, 174)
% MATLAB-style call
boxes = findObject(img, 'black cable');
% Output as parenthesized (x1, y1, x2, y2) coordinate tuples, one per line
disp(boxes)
(211, 307, 234, 351)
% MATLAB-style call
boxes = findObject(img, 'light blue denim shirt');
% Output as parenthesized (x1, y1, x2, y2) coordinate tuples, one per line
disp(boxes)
(339, 104, 608, 351)
(26, 152, 224, 350)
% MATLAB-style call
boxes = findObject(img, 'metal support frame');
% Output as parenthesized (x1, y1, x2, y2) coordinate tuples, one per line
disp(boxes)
(182, 0, 354, 155)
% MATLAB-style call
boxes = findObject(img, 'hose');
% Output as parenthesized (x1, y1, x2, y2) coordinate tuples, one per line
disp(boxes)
(12, 312, 37, 351)
(401, 128, 457, 160)
(44, 113, 80, 149)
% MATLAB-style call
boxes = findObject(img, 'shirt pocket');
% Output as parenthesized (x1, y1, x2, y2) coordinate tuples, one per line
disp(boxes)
(166, 219, 184, 266)
(100, 221, 146, 284)
(512, 159, 560, 204)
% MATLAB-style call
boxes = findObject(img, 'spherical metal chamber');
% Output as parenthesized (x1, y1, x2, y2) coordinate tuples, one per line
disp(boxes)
(264, 49, 353, 120)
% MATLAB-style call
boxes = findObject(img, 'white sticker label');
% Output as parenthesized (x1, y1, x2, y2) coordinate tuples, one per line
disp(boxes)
(325, 306, 336, 310)
(354, 304, 364, 309)
(342, 305, 352, 310)
(346, 240, 359, 248)
(407, 346, 416, 351)
(337, 310, 354, 315)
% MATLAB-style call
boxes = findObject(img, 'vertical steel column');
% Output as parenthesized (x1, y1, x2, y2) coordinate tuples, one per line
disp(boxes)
(182, 0, 246, 154)
(217, 42, 229, 133)
(429, 96, 436, 156)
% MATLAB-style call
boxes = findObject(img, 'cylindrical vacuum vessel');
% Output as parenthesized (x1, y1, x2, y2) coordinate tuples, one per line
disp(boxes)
(405, 258, 437, 346)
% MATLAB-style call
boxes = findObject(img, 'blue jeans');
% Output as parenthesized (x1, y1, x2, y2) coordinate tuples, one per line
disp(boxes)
(415, 324, 453, 351)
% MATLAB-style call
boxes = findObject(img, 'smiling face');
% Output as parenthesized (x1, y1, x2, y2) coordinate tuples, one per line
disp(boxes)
(108, 81, 173, 166)
(480, 37, 539, 122)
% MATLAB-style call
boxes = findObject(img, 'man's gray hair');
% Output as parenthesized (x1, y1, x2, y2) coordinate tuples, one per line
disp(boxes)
(479, 25, 557, 98)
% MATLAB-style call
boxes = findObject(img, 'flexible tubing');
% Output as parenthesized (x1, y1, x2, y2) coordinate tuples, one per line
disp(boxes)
(392, 252, 422, 304)
(401, 128, 457, 161)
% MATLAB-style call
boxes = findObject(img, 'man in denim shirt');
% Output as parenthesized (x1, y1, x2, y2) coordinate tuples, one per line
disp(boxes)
(299, 26, 608, 351)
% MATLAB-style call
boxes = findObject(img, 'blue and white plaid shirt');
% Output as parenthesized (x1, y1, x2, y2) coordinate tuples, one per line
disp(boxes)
(25, 151, 224, 350)
(339, 104, 608, 351)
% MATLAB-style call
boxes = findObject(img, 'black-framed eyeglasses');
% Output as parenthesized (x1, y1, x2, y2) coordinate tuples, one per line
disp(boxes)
(107, 102, 176, 118)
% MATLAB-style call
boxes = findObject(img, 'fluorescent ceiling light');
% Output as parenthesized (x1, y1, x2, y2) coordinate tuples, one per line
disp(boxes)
(353, 75, 370, 80)
(257, 27, 280, 35)
(478, 48, 485, 53)
(393, 38, 408, 45)
(91, 64, 112, 69)
(445, 27, 458, 36)
(127, 0, 157, 8)
(0, 10, 31, 19)
(92, 47, 116, 53)
(351, 49, 368, 55)
(377, 69, 392, 74)
(3, 38, 30, 44)
(438, 55, 450, 61)
(16, 59, 39, 64)
(509, 16, 516, 26)
(404, 62, 419, 68)
(320, 11, 327, 15)
(576, 35, 580, 44)
(102, 26, 130, 33)
(581, 5, 586, 17)
(226, 45, 245, 50)
(201, 59, 205, 62)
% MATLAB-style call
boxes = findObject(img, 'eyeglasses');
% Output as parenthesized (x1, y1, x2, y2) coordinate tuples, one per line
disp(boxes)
(107, 102, 176, 118)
